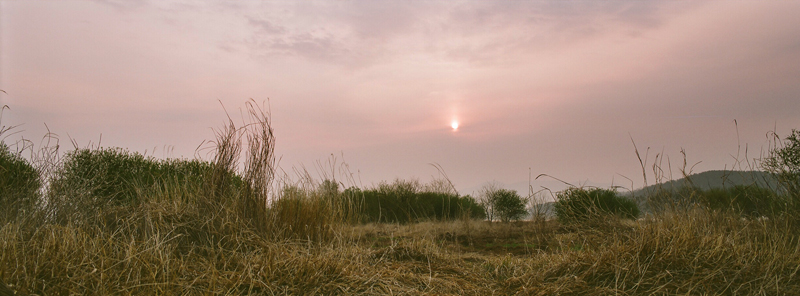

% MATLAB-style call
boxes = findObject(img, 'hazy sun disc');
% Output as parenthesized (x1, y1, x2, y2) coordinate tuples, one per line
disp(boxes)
(451, 121, 459, 130)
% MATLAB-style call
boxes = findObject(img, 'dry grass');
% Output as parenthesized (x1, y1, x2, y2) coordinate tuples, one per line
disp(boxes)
(4, 208, 799, 295)
(2, 102, 800, 295)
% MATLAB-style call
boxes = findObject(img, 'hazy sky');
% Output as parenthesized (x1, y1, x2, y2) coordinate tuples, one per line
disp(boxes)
(2, 1, 800, 196)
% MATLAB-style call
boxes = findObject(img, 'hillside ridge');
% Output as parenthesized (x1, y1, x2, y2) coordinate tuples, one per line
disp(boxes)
(633, 170, 778, 195)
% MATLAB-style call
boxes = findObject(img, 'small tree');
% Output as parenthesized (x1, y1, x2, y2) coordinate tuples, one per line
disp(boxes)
(762, 129, 800, 201)
(478, 183, 500, 221)
(493, 189, 528, 222)
(479, 184, 527, 222)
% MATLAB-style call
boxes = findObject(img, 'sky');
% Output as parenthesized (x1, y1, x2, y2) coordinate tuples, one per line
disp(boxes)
(2, 1, 800, 197)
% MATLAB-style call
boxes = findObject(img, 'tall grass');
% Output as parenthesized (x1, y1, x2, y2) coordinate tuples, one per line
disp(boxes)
(0, 142, 41, 224)
(343, 179, 485, 224)
(1, 102, 799, 294)
(44, 147, 226, 227)
(554, 187, 640, 225)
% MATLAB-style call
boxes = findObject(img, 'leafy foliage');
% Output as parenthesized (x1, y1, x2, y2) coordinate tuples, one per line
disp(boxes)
(762, 129, 800, 202)
(478, 185, 527, 222)
(555, 188, 639, 223)
(492, 189, 528, 222)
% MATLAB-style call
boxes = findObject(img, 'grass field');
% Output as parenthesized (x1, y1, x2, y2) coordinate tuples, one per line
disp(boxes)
(2, 102, 800, 295)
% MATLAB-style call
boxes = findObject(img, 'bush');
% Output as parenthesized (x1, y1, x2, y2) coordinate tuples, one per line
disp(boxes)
(457, 195, 486, 220)
(478, 185, 527, 222)
(555, 188, 639, 223)
(344, 179, 485, 224)
(697, 185, 778, 217)
(493, 189, 528, 222)
(46, 147, 243, 224)
(762, 129, 800, 203)
(0, 143, 41, 222)
(49, 148, 232, 203)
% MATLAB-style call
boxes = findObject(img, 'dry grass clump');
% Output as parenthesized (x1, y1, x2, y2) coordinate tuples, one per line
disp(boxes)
(269, 183, 349, 242)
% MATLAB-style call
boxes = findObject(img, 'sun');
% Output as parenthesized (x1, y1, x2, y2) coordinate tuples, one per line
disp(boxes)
(451, 120, 459, 131)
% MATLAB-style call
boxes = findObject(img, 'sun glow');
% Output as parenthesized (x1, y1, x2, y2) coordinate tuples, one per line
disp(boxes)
(451, 120, 459, 131)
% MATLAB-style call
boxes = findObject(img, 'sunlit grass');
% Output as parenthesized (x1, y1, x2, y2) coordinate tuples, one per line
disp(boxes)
(2, 101, 799, 295)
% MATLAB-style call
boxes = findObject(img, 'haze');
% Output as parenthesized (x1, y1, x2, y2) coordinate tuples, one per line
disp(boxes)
(2, 1, 800, 195)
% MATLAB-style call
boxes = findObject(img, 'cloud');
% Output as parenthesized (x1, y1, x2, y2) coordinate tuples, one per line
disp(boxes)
(247, 17, 285, 35)
(228, 1, 690, 70)
(6, 0, 800, 192)
(90, 0, 148, 11)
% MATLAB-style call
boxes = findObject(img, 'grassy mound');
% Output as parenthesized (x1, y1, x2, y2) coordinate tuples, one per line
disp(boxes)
(0, 143, 41, 223)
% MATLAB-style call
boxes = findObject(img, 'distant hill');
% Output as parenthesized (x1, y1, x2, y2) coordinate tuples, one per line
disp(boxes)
(627, 170, 779, 214)
(632, 170, 778, 195)
(529, 170, 779, 219)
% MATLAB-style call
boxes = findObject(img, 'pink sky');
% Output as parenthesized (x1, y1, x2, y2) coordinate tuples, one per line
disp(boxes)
(2, 1, 800, 195)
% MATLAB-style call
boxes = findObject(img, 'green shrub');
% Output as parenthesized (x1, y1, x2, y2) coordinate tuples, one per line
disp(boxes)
(343, 180, 485, 224)
(457, 194, 486, 220)
(0, 143, 41, 222)
(693, 185, 778, 217)
(762, 129, 800, 207)
(478, 184, 528, 222)
(49, 148, 229, 203)
(555, 188, 639, 223)
(728, 185, 778, 216)
(490, 189, 527, 222)
(46, 147, 243, 224)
